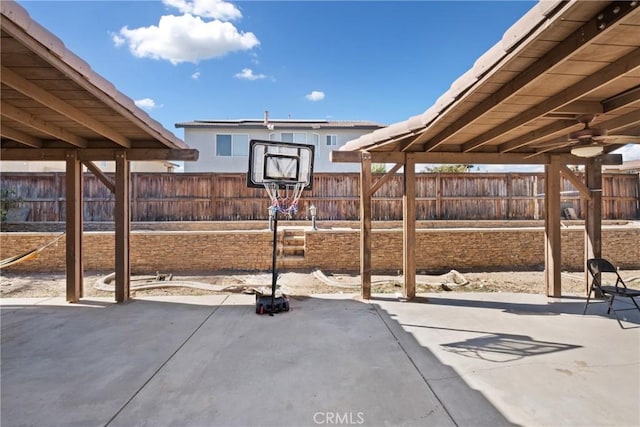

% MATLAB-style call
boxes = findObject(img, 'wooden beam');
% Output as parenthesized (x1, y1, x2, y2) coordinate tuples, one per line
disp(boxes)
(360, 152, 372, 300)
(0, 125, 43, 148)
(545, 158, 562, 297)
(462, 48, 640, 152)
(584, 159, 602, 295)
(114, 151, 130, 303)
(552, 101, 603, 115)
(93, 148, 199, 162)
(603, 85, 640, 112)
(369, 163, 403, 197)
(331, 150, 404, 164)
(498, 120, 577, 153)
(83, 161, 115, 193)
(1, 65, 131, 148)
(65, 150, 83, 302)
(403, 153, 416, 299)
(0, 148, 199, 162)
(0, 101, 87, 147)
(331, 150, 623, 166)
(596, 109, 640, 132)
(559, 165, 591, 201)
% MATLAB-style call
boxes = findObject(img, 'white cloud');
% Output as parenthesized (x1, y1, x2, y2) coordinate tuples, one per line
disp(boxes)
(192, 71, 201, 79)
(234, 68, 266, 80)
(116, 14, 259, 64)
(111, 33, 125, 47)
(134, 98, 160, 110)
(305, 91, 325, 101)
(162, 0, 242, 21)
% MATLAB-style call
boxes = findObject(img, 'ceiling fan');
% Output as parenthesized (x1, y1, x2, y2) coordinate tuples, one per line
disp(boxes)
(535, 115, 640, 158)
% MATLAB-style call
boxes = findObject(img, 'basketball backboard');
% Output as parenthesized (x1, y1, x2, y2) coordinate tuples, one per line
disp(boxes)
(247, 139, 315, 189)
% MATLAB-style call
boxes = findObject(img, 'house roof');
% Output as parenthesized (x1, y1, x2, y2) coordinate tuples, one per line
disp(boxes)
(339, 1, 640, 162)
(176, 119, 385, 130)
(603, 159, 640, 172)
(0, 0, 197, 162)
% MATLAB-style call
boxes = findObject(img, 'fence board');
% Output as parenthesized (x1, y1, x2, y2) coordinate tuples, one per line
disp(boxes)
(1, 172, 638, 221)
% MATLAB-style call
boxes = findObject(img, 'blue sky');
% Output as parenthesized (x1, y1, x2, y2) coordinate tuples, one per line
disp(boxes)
(17, 0, 639, 170)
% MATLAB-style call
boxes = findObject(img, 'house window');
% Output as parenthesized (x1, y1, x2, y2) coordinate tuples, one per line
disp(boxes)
(326, 135, 337, 146)
(280, 132, 307, 143)
(216, 134, 249, 156)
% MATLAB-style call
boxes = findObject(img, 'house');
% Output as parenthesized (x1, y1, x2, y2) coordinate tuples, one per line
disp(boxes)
(175, 112, 385, 173)
(604, 159, 640, 174)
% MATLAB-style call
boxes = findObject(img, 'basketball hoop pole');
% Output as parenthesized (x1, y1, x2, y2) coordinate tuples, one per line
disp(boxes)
(270, 207, 279, 314)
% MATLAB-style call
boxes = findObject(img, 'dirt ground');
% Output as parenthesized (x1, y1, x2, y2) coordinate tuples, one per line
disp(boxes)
(3, 268, 640, 299)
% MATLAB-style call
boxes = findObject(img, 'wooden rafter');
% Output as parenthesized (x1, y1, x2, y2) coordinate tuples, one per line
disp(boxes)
(1, 66, 132, 148)
(1, 101, 88, 147)
(499, 120, 577, 153)
(462, 48, 640, 152)
(0, 125, 42, 148)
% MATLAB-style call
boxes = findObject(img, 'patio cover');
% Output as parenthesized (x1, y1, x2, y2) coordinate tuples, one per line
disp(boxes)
(0, 1, 199, 302)
(331, 1, 639, 299)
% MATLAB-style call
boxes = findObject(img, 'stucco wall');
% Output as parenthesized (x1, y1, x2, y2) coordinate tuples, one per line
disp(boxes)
(2, 226, 638, 274)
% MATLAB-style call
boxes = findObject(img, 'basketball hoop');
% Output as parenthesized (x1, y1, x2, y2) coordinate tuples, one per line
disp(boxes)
(263, 182, 305, 218)
(247, 139, 315, 315)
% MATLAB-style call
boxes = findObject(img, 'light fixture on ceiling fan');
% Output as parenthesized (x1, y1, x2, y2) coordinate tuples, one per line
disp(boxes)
(571, 143, 604, 158)
(568, 115, 606, 157)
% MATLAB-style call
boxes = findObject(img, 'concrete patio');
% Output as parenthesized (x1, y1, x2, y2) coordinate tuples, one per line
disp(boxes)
(1, 292, 638, 427)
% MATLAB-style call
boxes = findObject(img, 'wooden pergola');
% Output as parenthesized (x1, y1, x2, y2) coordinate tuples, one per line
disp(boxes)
(332, 1, 639, 300)
(0, 1, 198, 303)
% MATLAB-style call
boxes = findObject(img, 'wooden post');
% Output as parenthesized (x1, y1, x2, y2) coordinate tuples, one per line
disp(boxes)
(115, 151, 130, 303)
(506, 173, 512, 219)
(533, 175, 540, 220)
(584, 159, 602, 295)
(131, 172, 138, 222)
(544, 159, 562, 297)
(55, 172, 62, 222)
(65, 150, 83, 302)
(435, 173, 442, 219)
(360, 152, 372, 299)
(403, 153, 416, 299)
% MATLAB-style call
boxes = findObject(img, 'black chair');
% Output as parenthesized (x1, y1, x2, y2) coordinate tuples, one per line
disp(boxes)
(584, 258, 640, 327)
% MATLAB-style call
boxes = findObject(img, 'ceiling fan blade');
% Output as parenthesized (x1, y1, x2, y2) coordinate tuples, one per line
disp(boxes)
(596, 135, 640, 144)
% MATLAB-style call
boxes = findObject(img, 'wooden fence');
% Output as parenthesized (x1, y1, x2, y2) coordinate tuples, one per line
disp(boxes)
(1, 172, 638, 221)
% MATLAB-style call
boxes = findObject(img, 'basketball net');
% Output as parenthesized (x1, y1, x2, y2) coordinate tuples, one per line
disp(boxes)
(263, 182, 305, 218)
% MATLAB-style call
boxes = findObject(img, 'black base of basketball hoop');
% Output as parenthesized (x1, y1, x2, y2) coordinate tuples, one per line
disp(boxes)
(247, 139, 315, 316)
(255, 293, 290, 315)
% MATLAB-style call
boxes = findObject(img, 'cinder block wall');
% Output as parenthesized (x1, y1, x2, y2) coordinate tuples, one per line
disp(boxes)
(304, 228, 640, 272)
(1, 227, 638, 274)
